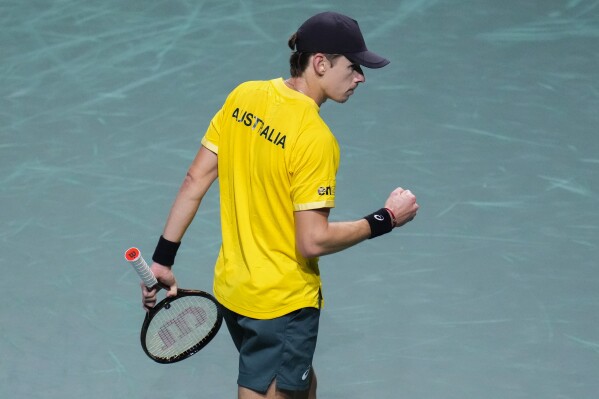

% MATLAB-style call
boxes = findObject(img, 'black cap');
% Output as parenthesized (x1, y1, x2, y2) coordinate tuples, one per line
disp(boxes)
(295, 12, 390, 69)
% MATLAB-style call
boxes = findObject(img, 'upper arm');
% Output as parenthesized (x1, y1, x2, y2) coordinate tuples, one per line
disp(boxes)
(184, 145, 218, 199)
(294, 208, 330, 258)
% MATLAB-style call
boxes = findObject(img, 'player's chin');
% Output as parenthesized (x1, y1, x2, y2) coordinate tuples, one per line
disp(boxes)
(332, 93, 352, 103)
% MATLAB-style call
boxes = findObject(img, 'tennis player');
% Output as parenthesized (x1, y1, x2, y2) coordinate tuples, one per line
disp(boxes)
(142, 11, 419, 399)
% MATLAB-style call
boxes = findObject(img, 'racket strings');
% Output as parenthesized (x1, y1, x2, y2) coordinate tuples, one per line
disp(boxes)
(145, 296, 219, 360)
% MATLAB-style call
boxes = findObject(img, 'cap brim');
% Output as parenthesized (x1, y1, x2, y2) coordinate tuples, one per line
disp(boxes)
(345, 51, 390, 69)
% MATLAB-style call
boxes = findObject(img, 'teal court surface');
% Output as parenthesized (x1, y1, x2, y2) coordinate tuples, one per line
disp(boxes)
(2, 1, 598, 398)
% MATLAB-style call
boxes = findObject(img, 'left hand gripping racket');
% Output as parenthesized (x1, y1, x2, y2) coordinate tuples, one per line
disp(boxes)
(124, 247, 222, 364)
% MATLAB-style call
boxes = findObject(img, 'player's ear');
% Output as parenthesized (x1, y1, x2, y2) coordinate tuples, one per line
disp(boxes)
(312, 53, 327, 76)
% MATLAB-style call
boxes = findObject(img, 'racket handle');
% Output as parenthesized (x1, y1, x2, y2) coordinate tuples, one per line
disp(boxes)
(124, 247, 158, 288)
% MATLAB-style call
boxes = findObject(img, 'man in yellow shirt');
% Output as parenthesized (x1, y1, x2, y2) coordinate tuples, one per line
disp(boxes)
(201, 77, 339, 319)
(142, 11, 419, 399)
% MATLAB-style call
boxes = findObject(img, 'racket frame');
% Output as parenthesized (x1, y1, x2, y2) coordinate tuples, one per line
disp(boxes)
(141, 288, 223, 364)
(124, 247, 222, 364)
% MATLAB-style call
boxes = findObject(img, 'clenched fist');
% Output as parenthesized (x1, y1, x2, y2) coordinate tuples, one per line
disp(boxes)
(384, 187, 419, 228)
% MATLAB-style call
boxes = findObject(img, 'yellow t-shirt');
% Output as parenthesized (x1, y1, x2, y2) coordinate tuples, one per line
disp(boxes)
(201, 78, 340, 319)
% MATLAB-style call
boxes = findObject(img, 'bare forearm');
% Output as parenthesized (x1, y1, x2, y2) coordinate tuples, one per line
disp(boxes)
(295, 188, 419, 259)
(162, 179, 203, 242)
(295, 209, 373, 258)
(306, 218, 372, 257)
(161, 146, 218, 243)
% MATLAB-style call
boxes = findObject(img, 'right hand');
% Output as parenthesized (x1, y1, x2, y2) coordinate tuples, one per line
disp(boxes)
(141, 262, 178, 311)
(384, 187, 419, 228)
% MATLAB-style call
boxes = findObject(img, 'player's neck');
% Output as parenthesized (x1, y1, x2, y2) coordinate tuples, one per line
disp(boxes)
(285, 76, 326, 106)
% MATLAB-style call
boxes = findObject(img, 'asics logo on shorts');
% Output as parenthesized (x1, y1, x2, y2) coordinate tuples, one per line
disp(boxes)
(302, 365, 311, 381)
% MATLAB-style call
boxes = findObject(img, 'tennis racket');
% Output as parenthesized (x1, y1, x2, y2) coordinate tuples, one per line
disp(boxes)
(124, 247, 222, 364)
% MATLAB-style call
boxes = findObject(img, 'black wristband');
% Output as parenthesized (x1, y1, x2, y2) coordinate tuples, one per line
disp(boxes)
(152, 235, 181, 266)
(363, 208, 394, 239)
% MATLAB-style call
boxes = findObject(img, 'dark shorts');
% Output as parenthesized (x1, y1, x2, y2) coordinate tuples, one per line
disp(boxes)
(219, 305, 320, 393)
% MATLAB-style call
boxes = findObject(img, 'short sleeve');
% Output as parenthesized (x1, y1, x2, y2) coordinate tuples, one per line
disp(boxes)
(288, 128, 340, 211)
(201, 108, 224, 153)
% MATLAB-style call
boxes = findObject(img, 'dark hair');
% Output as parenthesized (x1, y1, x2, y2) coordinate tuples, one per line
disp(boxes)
(288, 33, 311, 77)
(288, 33, 342, 77)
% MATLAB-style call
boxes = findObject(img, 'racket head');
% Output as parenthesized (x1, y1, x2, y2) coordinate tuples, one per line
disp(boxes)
(141, 289, 223, 364)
